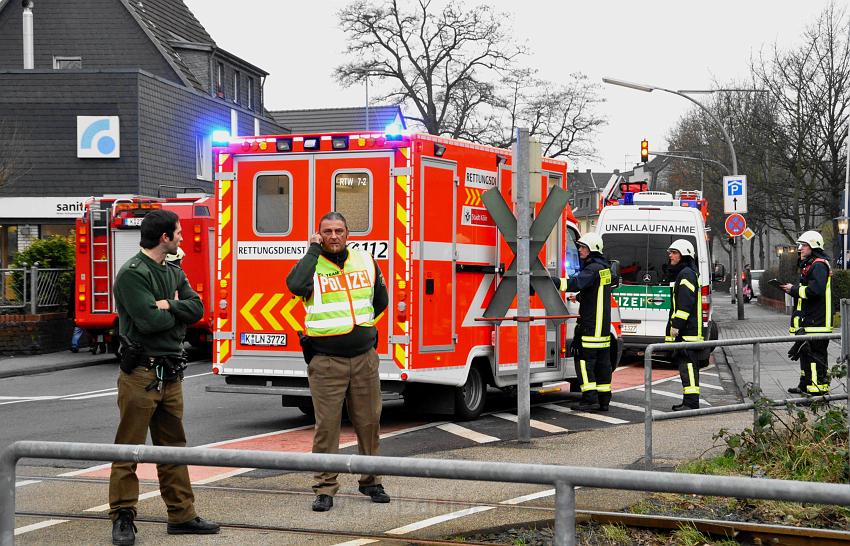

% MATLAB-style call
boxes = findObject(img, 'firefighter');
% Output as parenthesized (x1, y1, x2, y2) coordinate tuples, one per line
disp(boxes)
(286, 211, 390, 512)
(109, 210, 219, 545)
(554, 232, 613, 411)
(782, 230, 833, 395)
(666, 239, 703, 411)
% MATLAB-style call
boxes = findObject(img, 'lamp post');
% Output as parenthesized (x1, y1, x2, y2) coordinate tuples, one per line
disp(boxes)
(837, 216, 849, 269)
(603, 77, 746, 320)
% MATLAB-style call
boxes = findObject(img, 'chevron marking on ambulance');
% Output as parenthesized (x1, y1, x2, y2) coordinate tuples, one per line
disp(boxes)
(280, 295, 302, 332)
(240, 293, 263, 330)
(260, 294, 284, 331)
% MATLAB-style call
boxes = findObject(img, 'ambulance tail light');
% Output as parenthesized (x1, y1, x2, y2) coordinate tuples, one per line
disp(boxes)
(218, 279, 229, 318)
(701, 285, 711, 323)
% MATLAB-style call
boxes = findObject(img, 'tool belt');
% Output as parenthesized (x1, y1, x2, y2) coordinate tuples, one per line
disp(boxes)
(120, 337, 187, 391)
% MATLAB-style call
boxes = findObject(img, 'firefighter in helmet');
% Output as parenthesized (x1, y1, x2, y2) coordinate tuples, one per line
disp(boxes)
(782, 230, 833, 395)
(554, 232, 613, 411)
(666, 239, 703, 411)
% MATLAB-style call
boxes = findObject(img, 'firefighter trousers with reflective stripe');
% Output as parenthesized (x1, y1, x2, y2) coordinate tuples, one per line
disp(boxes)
(673, 347, 701, 400)
(308, 348, 382, 496)
(575, 347, 612, 402)
(109, 368, 196, 524)
(798, 339, 829, 394)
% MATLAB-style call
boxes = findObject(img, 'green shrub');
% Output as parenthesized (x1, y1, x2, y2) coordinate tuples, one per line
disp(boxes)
(11, 235, 74, 269)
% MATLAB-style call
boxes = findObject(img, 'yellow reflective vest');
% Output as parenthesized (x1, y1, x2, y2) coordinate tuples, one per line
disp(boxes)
(304, 249, 377, 337)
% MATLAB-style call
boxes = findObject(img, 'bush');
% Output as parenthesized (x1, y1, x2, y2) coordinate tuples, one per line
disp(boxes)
(759, 254, 800, 302)
(11, 235, 74, 269)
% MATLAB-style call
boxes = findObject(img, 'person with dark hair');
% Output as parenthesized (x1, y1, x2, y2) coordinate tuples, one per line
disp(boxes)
(666, 239, 703, 411)
(108, 209, 219, 545)
(286, 211, 390, 513)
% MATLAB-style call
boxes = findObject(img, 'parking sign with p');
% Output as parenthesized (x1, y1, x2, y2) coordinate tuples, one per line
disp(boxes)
(723, 175, 747, 214)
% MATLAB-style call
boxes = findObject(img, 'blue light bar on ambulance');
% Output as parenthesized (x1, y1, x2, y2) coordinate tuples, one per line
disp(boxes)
(211, 130, 231, 146)
(384, 122, 403, 141)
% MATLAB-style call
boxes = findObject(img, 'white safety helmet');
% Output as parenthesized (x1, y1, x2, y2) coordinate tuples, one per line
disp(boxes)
(576, 232, 603, 253)
(796, 230, 824, 250)
(667, 239, 695, 258)
(165, 247, 186, 262)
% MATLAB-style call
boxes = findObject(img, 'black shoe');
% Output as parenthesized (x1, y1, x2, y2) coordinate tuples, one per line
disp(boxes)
(166, 516, 220, 535)
(70, 347, 79, 353)
(572, 401, 601, 411)
(598, 404, 609, 411)
(787, 386, 804, 395)
(671, 403, 699, 411)
(111, 509, 136, 546)
(312, 494, 334, 511)
(359, 484, 391, 503)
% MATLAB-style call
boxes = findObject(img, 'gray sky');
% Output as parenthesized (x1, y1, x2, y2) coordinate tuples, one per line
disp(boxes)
(183, 0, 837, 173)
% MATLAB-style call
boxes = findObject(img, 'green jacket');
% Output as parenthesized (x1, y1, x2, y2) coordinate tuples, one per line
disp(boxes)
(114, 251, 203, 356)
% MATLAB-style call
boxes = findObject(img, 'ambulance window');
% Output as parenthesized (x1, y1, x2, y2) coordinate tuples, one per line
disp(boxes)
(564, 227, 580, 277)
(333, 171, 371, 233)
(255, 174, 291, 234)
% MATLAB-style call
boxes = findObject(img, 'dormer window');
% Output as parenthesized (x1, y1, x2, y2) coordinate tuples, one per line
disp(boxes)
(233, 71, 240, 104)
(215, 62, 225, 98)
(247, 77, 255, 110)
(53, 56, 82, 69)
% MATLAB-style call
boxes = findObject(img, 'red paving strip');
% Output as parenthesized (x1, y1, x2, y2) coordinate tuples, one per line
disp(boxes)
(80, 421, 423, 482)
(612, 364, 679, 390)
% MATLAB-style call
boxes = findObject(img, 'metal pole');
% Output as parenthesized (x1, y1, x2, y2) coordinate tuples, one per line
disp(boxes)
(753, 342, 760, 429)
(554, 480, 576, 546)
(843, 299, 850, 473)
(644, 346, 653, 470)
(365, 73, 370, 132)
(29, 265, 37, 315)
(0, 448, 16, 546)
(515, 127, 531, 442)
(844, 126, 849, 269)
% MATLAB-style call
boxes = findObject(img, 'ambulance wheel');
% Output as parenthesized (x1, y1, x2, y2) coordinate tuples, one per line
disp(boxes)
(454, 366, 486, 421)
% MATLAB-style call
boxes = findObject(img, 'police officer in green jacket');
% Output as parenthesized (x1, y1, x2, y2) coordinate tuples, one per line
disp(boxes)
(666, 239, 703, 411)
(109, 209, 219, 545)
(555, 233, 613, 411)
(782, 230, 833, 395)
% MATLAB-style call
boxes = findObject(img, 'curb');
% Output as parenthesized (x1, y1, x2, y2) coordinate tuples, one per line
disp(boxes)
(720, 346, 748, 398)
(0, 355, 115, 380)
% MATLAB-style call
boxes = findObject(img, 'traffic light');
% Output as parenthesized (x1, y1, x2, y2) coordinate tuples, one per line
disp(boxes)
(640, 139, 649, 163)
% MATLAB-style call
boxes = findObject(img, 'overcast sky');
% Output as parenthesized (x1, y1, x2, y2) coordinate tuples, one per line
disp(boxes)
(183, 0, 837, 174)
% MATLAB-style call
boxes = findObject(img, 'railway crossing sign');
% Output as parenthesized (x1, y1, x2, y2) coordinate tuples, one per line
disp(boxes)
(723, 175, 748, 214)
(725, 213, 747, 237)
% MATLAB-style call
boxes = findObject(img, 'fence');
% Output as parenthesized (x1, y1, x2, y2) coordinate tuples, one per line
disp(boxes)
(0, 266, 71, 313)
(4, 441, 850, 546)
(640, 299, 850, 469)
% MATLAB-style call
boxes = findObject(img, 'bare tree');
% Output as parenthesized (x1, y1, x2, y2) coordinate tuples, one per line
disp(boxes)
(335, 0, 521, 136)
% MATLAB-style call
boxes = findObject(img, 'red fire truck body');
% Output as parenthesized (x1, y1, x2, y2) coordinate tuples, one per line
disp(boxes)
(74, 194, 216, 352)
(209, 130, 620, 418)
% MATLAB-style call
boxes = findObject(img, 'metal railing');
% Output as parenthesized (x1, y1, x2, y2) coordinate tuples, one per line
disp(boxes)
(642, 307, 847, 469)
(0, 266, 71, 313)
(5, 441, 850, 546)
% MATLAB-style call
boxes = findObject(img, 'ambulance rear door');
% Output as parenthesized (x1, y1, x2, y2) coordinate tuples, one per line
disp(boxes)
(230, 154, 311, 368)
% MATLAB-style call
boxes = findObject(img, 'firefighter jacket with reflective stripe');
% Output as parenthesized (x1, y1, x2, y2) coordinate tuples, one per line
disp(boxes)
(666, 261, 702, 342)
(790, 254, 833, 334)
(559, 254, 612, 349)
(303, 249, 377, 337)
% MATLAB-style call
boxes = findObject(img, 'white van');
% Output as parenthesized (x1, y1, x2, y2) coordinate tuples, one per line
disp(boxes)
(596, 191, 718, 364)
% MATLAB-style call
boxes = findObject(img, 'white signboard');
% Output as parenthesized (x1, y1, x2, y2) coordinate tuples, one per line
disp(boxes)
(0, 197, 88, 219)
(236, 240, 390, 260)
(723, 175, 747, 214)
(77, 116, 120, 158)
(464, 168, 498, 190)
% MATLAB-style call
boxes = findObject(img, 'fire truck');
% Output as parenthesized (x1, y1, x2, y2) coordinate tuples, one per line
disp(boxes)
(74, 194, 217, 354)
(207, 128, 621, 419)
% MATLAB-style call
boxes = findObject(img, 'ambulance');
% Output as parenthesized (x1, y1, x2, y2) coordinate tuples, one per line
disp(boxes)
(74, 194, 217, 354)
(596, 188, 718, 365)
(207, 128, 622, 419)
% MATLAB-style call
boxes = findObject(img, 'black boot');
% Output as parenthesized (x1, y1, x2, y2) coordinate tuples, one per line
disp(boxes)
(571, 392, 599, 411)
(111, 509, 136, 546)
(598, 392, 611, 411)
(672, 394, 699, 411)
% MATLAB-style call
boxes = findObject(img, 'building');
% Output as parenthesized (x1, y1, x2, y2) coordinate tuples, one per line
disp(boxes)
(0, 0, 283, 265)
(270, 105, 406, 134)
(568, 169, 620, 233)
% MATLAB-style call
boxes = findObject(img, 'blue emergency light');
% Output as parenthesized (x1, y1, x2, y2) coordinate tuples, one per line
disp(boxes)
(384, 122, 404, 141)
(211, 130, 231, 146)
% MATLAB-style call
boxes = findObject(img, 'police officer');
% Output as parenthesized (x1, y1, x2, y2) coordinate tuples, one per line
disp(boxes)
(782, 230, 833, 395)
(555, 233, 613, 411)
(109, 210, 219, 545)
(666, 239, 703, 411)
(286, 211, 390, 512)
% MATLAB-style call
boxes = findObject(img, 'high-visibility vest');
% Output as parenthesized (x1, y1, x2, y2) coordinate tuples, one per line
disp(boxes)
(304, 249, 376, 337)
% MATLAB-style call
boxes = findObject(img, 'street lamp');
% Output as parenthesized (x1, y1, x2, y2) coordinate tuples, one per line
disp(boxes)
(603, 77, 745, 319)
(776, 245, 785, 257)
(836, 216, 849, 270)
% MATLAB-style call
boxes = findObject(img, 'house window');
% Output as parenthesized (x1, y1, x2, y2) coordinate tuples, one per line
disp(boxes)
(53, 56, 82, 69)
(247, 77, 255, 110)
(195, 134, 212, 181)
(216, 62, 225, 97)
(233, 71, 240, 104)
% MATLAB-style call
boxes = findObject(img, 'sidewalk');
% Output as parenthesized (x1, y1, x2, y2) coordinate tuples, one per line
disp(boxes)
(0, 349, 114, 379)
(713, 294, 840, 400)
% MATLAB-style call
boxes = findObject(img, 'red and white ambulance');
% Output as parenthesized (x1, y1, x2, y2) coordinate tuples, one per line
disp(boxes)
(74, 194, 216, 354)
(208, 128, 621, 419)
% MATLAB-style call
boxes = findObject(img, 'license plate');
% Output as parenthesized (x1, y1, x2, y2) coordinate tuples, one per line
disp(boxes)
(240, 333, 288, 346)
(620, 324, 638, 334)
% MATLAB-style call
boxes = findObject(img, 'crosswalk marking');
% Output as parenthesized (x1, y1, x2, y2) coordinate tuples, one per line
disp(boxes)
(541, 404, 628, 425)
(385, 506, 494, 535)
(636, 387, 711, 406)
(14, 520, 68, 536)
(437, 423, 500, 443)
(701, 372, 720, 378)
(500, 488, 556, 504)
(493, 412, 568, 433)
(672, 379, 724, 390)
(608, 401, 668, 416)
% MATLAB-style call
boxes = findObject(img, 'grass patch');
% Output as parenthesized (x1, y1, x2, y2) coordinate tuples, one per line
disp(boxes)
(671, 523, 711, 546)
(600, 523, 630, 543)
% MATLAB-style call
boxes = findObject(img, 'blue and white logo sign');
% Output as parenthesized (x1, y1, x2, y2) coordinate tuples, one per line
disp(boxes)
(77, 116, 120, 158)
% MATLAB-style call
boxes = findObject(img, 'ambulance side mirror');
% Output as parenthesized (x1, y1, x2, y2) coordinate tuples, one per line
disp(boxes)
(609, 260, 620, 289)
